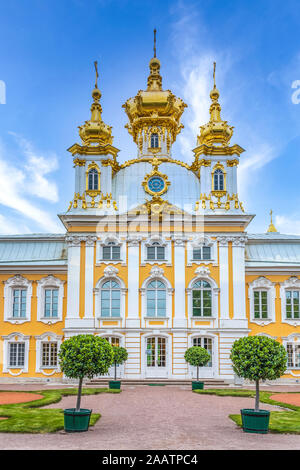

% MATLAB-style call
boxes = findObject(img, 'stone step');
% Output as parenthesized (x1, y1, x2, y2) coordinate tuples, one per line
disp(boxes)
(85, 378, 228, 386)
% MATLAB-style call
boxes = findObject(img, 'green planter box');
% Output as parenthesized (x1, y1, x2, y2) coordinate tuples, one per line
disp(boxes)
(240, 409, 270, 434)
(109, 380, 121, 390)
(64, 408, 92, 432)
(192, 381, 204, 390)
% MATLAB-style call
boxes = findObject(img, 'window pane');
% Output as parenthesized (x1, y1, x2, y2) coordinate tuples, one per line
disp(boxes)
(202, 246, 211, 260)
(103, 247, 111, 260)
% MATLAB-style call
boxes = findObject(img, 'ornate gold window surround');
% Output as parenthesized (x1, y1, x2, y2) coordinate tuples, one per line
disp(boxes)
(211, 162, 226, 197)
(86, 161, 101, 197)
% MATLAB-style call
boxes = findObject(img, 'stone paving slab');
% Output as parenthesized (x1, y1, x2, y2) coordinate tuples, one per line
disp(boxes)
(0, 386, 300, 450)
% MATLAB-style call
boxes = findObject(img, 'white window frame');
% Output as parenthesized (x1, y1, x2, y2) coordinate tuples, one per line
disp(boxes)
(35, 332, 62, 375)
(94, 269, 127, 320)
(2, 332, 30, 374)
(187, 236, 217, 266)
(37, 275, 65, 324)
(186, 266, 219, 319)
(96, 235, 126, 265)
(140, 266, 173, 319)
(248, 276, 276, 325)
(280, 277, 300, 325)
(4, 275, 32, 324)
(188, 332, 219, 377)
(141, 236, 171, 265)
(282, 334, 300, 376)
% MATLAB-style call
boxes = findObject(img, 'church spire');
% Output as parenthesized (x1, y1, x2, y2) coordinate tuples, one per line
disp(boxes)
(147, 28, 162, 91)
(267, 209, 278, 233)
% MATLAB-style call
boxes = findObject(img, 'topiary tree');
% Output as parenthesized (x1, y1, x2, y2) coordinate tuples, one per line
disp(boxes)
(230, 336, 287, 411)
(59, 334, 114, 412)
(184, 346, 211, 381)
(111, 346, 128, 380)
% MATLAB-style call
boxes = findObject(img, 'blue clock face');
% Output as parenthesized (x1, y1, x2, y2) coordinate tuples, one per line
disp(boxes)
(148, 176, 165, 193)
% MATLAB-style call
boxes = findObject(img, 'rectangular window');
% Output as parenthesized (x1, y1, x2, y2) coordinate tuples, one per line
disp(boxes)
(192, 246, 211, 261)
(103, 245, 120, 260)
(254, 291, 268, 319)
(287, 343, 300, 368)
(9, 343, 25, 367)
(147, 245, 165, 261)
(12, 289, 27, 318)
(286, 290, 300, 319)
(42, 342, 58, 367)
(44, 289, 59, 318)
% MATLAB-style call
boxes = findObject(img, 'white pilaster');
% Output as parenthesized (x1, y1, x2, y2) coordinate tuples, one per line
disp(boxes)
(218, 237, 229, 321)
(126, 237, 141, 328)
(65, 236, 81, 320)
(232, 237, 247, 319)
(173, 236, 186, 328)
(85, 236, 97, 319)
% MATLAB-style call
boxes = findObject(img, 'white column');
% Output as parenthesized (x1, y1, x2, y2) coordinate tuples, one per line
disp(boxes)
(126, 237, 141, 328)
(85, 236, 97, 319)
(232, 237, 247, 319)
(218, 237, 229, 320)
(173, 237, 186, 328)
(66, 236, 81, 320)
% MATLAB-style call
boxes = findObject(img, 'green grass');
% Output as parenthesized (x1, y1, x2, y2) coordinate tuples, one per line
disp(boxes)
(193, 388, 300, 433)
(0, 387, 120, 433)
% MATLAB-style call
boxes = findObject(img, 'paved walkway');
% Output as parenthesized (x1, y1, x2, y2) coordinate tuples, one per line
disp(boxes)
(1, 385, 300, 450)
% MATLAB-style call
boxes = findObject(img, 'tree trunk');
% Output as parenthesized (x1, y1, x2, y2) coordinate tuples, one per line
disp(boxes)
(76, 377, 83, 412)
(255, 379, 260, 412)
(197, 365, 199, 381)
(114, 362, 117, 381)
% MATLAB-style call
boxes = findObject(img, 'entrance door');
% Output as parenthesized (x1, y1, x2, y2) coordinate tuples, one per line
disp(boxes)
(191, 337, 214, 378)
(146, 337, 168, 378)
(103, 336, 124, 379)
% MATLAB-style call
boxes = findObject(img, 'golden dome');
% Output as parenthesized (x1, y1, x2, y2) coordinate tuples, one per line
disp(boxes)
(197, 62, 234, 147)
(122, 52, 187, 145)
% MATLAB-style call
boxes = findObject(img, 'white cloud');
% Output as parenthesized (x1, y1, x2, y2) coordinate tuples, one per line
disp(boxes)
(0, 135, 62, 233)
(275, 215, 300, 236)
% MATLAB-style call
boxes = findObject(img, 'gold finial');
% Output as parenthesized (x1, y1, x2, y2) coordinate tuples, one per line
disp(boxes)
(153, 28, 157, 58)
(94, 60, 99, 89)
(267, 209, 278, 233)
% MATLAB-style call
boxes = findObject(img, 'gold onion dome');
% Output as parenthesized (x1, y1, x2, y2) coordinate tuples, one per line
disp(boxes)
(197, 62, 234, 147)
(78, 61, 113, 146)
(122, 29, 187, 145)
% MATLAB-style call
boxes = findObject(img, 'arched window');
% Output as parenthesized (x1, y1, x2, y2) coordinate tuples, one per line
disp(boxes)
(101, 280, 121, 317)
(146, 280, 166, 317)
(88, 168, 99, 191)
(192, 280, 212, 317)
(147, 242, 165, 260)
(150, 133, 159, 148)
(213, 169, 224, 191)
(193, 337, 213, 367)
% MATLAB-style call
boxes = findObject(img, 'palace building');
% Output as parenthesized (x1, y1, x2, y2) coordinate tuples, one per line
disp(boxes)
(1, 47, 300, 384)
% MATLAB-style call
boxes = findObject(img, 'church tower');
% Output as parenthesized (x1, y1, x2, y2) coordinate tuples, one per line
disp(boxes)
(122, 30, 187, 160)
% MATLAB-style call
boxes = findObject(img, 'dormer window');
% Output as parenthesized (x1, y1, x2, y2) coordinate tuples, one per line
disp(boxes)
(213, 169, 224, 191)
(103, 242, 121, 261)
(193, 246, 211, 261)
(150, 133, 159, 148)
(88, 168, 99, 191)
(147, 242, 165, 261)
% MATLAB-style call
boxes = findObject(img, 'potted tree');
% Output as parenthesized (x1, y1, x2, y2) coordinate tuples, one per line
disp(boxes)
(184, 346, 211, 390)
(58, 334, 114, 432)
(109, 346, 128, 390)
(230, 335, 287, 434)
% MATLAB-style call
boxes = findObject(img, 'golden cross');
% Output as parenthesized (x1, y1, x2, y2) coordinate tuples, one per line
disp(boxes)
(213, 61, 216, 88)
(94, 61, 99, 88)
(154, 28, 157, 58)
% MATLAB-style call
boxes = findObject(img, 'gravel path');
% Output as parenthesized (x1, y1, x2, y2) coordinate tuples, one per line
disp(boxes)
(0, 385, 300, 450)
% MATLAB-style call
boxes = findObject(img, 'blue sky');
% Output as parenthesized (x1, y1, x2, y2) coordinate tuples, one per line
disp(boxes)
(0, 0, 300, 234)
